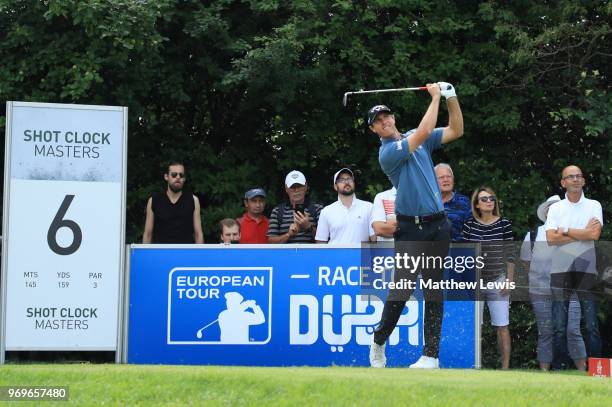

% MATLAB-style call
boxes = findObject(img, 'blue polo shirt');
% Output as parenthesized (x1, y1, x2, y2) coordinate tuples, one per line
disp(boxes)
(378, 128, 444, 216)
(444, 191, 472, 241)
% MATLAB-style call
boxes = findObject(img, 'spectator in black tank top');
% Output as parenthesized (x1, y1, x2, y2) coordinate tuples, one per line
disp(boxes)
(462, 185, 515, 369)
(143, 162, 204, 244)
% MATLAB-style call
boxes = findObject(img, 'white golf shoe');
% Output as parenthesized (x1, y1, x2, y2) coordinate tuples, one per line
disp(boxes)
(369, 343, 386, 368)
(409, 355, 439, 369)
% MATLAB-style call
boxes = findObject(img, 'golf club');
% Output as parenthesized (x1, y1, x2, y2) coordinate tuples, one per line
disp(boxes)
(196, 318, 219, 339)
(343, 86, 426, 106)
(342, 83, 453, 106)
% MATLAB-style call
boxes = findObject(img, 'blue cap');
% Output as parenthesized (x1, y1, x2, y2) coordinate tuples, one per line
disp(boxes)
(244, 188, 267, 199)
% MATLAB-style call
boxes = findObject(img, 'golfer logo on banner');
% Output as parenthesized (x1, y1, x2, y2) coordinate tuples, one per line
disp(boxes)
(1, 102, 127, 354)
(167, 267, 272, 345)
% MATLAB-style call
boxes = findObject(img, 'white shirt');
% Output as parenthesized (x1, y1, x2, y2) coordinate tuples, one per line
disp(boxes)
(370, 187, 396, 242)
(544, 193, 603, 274)
(315, 195, 373, 244)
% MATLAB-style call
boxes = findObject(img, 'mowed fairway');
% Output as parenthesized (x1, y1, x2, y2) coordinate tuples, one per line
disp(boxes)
(1, 364, 611, 406)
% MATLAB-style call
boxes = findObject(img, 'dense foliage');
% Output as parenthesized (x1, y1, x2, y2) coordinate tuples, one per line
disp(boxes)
(1, 0, 610, 367)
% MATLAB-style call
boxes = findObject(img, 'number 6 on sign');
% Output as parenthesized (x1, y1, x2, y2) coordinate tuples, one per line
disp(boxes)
(47, 194, 83, 255)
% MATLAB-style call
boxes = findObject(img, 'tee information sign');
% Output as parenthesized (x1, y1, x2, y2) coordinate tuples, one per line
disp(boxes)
(1, 102, 127, 353)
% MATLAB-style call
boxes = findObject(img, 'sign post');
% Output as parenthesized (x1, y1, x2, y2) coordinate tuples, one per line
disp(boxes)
(1, 102, 127, 362)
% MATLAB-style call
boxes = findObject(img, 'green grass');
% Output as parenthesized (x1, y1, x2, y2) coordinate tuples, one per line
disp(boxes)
(1, 364, 611, 406)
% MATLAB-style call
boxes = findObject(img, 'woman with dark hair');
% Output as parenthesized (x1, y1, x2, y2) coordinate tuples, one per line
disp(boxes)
(462, 186, 515, 369)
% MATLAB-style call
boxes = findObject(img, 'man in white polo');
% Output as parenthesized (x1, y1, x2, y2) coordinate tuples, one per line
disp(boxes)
(545, 164, 603, 369)
(315, 168, 374, 244)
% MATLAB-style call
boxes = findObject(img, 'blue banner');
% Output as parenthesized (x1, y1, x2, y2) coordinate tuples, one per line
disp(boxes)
(128, 245, 477, 367)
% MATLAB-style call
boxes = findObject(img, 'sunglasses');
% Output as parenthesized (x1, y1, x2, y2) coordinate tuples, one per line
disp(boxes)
(169, 172, 185, 179)
(478, 196, 496, 203)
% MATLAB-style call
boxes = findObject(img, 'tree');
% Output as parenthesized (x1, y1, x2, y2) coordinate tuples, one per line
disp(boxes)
(1, 0, 610, 366)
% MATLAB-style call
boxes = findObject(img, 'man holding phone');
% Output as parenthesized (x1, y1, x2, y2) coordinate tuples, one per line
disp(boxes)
(267, 170, 323, 243)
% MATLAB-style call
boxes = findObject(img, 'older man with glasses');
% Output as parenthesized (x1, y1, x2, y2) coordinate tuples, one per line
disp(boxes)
(143, 161, 204, 243)
(435, 163, 472, 242)
(545, 165, 603, 370)
(267, 170, 323, 243)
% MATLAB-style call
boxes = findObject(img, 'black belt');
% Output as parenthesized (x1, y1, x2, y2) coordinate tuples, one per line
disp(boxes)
(396, 212, 445, 224)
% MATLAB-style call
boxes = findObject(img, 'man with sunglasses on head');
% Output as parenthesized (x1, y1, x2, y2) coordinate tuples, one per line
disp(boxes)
(545, 165, 603, 370)
(367, 82, 464, 369)
(143, 161, 204, 244)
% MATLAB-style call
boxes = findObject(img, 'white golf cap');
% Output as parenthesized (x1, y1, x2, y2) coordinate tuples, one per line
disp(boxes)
(537, 195, 561, 222)
(333, 168, 354, 186)
(285, 170, 307, 188)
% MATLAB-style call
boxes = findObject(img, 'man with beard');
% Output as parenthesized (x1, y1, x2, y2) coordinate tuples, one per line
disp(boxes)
(315, 168, 373, 244)
(143, 161, 204, 243)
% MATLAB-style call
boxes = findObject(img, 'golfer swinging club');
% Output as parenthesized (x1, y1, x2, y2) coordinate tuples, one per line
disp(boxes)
(368, 82, 464, 368)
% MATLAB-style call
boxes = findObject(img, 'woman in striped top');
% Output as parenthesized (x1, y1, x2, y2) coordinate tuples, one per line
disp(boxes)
(462, 186, 515, 369)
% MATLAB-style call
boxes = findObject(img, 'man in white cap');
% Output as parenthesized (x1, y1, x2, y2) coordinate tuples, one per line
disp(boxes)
(545, 164, 602, 369)
(267, 170, 323, 243)
(520, 195, 586, 371)
(315, 168, 374, 244)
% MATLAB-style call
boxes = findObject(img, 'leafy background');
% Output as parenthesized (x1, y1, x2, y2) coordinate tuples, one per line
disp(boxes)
(1, 0, 610, 367)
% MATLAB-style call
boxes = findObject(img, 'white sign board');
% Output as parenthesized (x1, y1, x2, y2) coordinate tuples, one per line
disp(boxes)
(2, 102, 127, 351)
